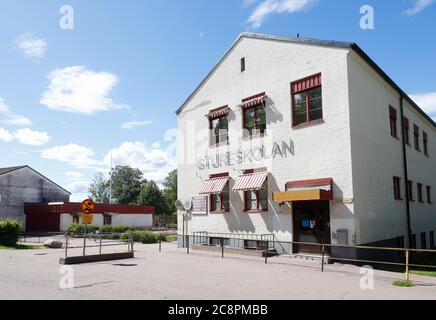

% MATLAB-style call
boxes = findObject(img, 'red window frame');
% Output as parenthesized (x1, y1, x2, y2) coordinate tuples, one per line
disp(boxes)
(291, 73, 323, 127)
(427, 186, 433, 204)
(414, 125, 420, 151)
(423, 132, 429, 156)
(243, 168, 268, 212)
(403, 117, 410, 145)
(389, 106, 398, 138)
(242, 104, 266, 137)
(417, 183, 424, 203)
(209, 114, 229, 146)
(407, 180, 414, 202)
(209, 173, 230, 213)
(393, 177, 402, 200)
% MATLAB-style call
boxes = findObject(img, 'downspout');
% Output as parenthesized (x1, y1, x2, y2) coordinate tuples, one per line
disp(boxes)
(399, 95, 412, 248)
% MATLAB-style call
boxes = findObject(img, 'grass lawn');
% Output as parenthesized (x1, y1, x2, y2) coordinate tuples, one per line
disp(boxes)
(165, 235, 178, 242)
(393, 280, 415, 287)
(410, 270, 436, 277)
(0, 244, 44, 250)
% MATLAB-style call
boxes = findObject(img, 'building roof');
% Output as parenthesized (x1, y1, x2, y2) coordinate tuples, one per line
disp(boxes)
(0, 166, 26, 176)
(0, 165, 71, 194)
(175, 32, 436, 129)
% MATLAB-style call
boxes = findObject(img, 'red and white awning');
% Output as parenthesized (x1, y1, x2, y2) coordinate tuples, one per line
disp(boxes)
(207, 106, 229, 119)
(241, 93, 268, 110)
(233, 172, 268, 192)
(199, 177, 230, 195)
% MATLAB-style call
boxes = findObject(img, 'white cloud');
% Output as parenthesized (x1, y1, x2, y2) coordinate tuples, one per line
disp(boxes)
(121, 120, 152, 130)
(6, 115, 33, 126)
(41, 143, 103, 169)
(404, 0, 434, 15)
(247, 0, 317, 28)
(13, 128, 50, 146)
(409, 92, 436, 119)
(66, 181, 90, 194)
(0, 128, 14, 142)
(104, 141, 176, 184)
(14, 33, 47, 58)
(66, 171, 84, 179)
(0, 98, 10, 113)
(40, 66, 129, 115)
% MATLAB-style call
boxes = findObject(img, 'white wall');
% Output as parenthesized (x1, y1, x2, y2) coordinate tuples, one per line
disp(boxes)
(347, 51, 436, 247)
(178, 36, 356, 247)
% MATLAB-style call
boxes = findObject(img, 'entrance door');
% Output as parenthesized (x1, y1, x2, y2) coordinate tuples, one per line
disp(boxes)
(293, 202, 330, 254)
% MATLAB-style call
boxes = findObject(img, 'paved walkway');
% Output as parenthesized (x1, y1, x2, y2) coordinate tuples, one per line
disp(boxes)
(1, 242, 435, 300)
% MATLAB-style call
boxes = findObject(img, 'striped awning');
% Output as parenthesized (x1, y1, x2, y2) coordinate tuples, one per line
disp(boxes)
(207, 106, 229, 119)
(241, 93, 268, 110)
(233, 172, 268, 192)
(199, 177, 230, 195)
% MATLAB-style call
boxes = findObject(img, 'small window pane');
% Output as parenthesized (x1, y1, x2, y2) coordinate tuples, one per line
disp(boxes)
(245, 109, 255, 128)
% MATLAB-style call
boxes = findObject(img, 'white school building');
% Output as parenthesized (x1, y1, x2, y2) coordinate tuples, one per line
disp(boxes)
(176, 33, 435, 257)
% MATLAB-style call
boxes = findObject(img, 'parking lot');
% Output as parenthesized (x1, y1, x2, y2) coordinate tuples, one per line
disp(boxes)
(1, 241, 436, 300)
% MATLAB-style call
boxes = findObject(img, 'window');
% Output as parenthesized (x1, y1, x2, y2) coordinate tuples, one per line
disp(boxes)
(241, 57, 245, 72)
(389, 106, 398, 138)
(403, 117, 410, 145)
(421, 233, 427, 249)
(414, 125, 420, 151)
(244, 181, 268, 212)
(210, 237, 229, 247)
(243, 105, 266, 136)
(210, 181, 230, 212)
(292, 74, 323, 126)
(417, 183, 424, 203)
(103, 215, 112, 226)
(73, 215, 80, 224)
(244, 240, 268, 251)
(407, 180, 414, 202)
(423, 132, 429, 156)
(410, 234, 417, 249)
(393, 177, 402, 200)
(430, 231, 435, 249)
(427, 186, 432, 204)
(210, 115, 228, 145)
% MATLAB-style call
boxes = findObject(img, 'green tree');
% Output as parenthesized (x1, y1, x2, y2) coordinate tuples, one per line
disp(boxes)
(111, 166, 144, 205)
(163, 169, 177, 214)
(88, 172, 110, 203)
(138, 180, 169, 215)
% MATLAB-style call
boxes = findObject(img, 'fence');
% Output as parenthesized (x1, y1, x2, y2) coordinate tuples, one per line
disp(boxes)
(175, 233, 436, 281)
(19, 232, 66, 244)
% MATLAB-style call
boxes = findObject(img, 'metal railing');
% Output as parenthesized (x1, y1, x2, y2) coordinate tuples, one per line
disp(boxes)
(179, 234, 436, 281)
(19, 232, 66, 244)
(64, 232, 134, 258)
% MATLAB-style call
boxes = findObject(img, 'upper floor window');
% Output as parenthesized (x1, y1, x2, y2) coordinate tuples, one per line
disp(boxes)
(427, 186, 433, 204)
(393, 176, 402, 200)
(407, 180, 414, 202)
(414, 124, 420, 151)
(403, 117, 410, 145)
(423, 132, 429, 156)
(208, 106, 229, 146)
(241, 57, 246, 72)
(242, 93, 267, 137)
(389, 106, 398, 138)
(292, 73, 323, 127)
(418, 183, 424, 203)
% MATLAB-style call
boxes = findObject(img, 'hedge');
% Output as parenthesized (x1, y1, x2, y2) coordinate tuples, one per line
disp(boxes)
(67, 223, 134, 234)
(0, 220, 21, 246)
(120, 231, 166, 244)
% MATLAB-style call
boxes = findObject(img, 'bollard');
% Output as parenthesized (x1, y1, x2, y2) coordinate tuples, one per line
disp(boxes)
(405, 250, 410, 281)
(187, 235, 190, 255)
(99, 236, 102, 255)
(65, 236, 69, 258)
(264, 241, 268, 265)
(321, 244, 325, 272)
(221, 238, 224, 259)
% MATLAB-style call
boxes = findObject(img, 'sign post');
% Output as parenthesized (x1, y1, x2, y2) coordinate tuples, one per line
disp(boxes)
(81, 199, 95, 256)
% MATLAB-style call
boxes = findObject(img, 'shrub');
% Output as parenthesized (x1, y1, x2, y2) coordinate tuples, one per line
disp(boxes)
(0, 220, 21, 246)
(120, 231, 165, 244)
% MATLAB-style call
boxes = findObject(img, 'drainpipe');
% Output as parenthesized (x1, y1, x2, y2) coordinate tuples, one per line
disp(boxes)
(399, 95, 412, 248)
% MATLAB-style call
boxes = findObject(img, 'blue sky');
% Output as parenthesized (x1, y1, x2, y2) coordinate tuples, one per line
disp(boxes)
(0, 0, 435, 201)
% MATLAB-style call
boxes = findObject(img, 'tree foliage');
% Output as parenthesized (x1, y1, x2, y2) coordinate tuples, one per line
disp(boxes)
(89, 172, 110, 203)
(163, 169, 177, 214)
(111, 166, 144, 205)
(137, 180, 169, 215)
